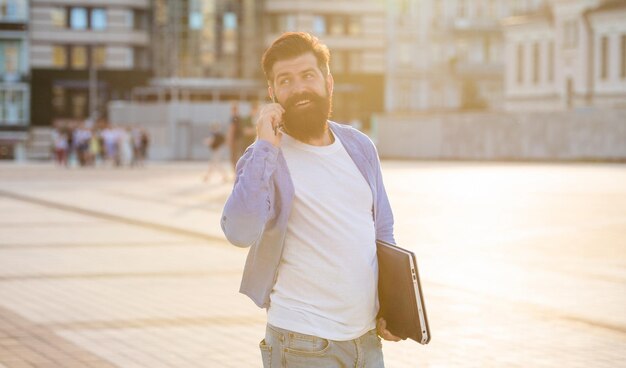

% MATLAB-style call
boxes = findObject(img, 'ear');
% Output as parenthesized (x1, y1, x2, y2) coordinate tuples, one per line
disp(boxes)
(325, 74, 334, 96)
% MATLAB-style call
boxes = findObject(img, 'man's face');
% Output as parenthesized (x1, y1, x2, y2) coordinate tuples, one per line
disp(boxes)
(269, 52, 333, 142)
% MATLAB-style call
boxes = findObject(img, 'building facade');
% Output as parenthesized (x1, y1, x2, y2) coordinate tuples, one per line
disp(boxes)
(502, 0, 626, 111)
(0, 0, 29, 159)
(386, 0, 547, 113)
(29, 0, 153, 127)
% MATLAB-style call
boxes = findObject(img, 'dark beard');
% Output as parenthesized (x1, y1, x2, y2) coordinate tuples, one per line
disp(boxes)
(282, 91, 332, 142)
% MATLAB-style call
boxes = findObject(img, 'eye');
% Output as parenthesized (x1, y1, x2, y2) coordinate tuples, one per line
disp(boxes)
(278, 78, 290, 86)
(304, 72, 314, 79)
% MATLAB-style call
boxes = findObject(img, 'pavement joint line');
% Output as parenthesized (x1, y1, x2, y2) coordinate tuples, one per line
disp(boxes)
(0, 242, 206, 250)
(0, 189, 230, 246)
(41, 316, 266, 331)
(0, 270, 242, 281)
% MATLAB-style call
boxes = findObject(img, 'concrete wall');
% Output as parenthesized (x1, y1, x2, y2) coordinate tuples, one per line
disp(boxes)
(109, 101, 254, 161)
(375, 110, 626, 161)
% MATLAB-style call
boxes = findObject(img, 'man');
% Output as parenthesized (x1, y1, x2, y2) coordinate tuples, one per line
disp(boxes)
(221, 32, 400, 367)
(227, 102, 244, 171)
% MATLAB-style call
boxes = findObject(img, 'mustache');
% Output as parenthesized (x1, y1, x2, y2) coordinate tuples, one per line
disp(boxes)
(284, 92, 325, 109)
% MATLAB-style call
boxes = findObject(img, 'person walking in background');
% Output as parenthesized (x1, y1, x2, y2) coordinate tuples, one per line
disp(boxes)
(118, 127, 134, 167)
(202, 122, 229, 183)
(52, 125, 69, 167)
(139, 128, 149, 166)
(227, 102, 243, 172)
(73, 122, 91, 167)
(87, 128, 102, 167)
(221, 32, 400, 368)
(101, 124, 119, 167)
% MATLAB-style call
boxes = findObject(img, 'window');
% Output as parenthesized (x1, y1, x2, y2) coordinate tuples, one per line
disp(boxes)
(620, 35, 626, 78)
(133, 47, 149, 70)
(92, 46, 106, 67)
(0, 41, 21, 75)
(69, 7, 88, 29)
(133, 9, 149, 31)
(52, 45, 67, 68)
(484, 36, 491, 63)
(532, 42, 539, 84)
(329, 15, 345, 35)
(222, 12, 237, 55)
(91, 8, 106, 30)
(548, 41, 554, 82)
(563, 20, 578, 49)
(517, 43, 524, 84)
(71, 46, 88, 69)
(347, 16, 361, 36)
(0, 0, 26, 21)
(600, 36, 609, 80)
(51, 7, 66, 28)
(399, 43, 412, 67)
(313, 16, 325, 35)
(4, 42, 17, 74)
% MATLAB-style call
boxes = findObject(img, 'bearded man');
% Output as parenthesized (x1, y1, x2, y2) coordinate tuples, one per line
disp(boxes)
(221, 32, 400, 367)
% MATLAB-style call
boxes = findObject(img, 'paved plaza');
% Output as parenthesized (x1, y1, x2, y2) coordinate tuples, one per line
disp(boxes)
(0, 161, 625, 367)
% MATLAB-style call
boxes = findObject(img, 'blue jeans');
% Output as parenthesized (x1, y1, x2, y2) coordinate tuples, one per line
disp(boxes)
(259, 324, 385, 367)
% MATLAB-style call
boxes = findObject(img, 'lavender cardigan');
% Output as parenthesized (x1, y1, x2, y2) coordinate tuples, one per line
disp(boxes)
(220, 121, 395, 308)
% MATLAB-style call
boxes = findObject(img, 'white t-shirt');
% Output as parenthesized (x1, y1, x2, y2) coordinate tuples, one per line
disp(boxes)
(267, 131, 378, 341)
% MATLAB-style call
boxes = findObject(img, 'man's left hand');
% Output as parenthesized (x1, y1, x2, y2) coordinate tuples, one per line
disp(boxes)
(376, 317, 402, 342)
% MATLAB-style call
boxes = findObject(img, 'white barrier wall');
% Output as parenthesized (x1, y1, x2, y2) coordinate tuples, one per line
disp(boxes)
(374, 110, 626, 161)
(108, 101, 254, 160)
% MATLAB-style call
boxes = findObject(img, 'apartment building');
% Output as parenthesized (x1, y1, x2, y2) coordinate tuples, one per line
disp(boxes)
(0, 0, 28, 159)
(386, 0, 546, 113)
(29, 0, 152, 127)
(503, 0, 626, 111)
(263, 0, 387, 127)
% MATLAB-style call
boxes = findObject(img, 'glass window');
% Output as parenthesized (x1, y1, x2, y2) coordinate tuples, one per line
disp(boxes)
(222, 12, 237, 55)
(620, 35, 626, 78)
(92, 46, 106, 67)
(284, 15, 296, 32)
(0, 0, 27, 21)
(51, 7, 66, 28)
(91, 8, 107, 30)
(600, 36, 609, 80)
(133, 9, 148, 30)
(517, 43, 524, 84)
(4, 42, 17, 74)
(548, 41, 554, 81)
(71, 46, 88, 69)
(70, 7, 88, 30)
(348, 16, 361, 36)
(329, 15, 345, 35)
(532, 42, 539, 84)
(52, 45, 67, 68)
(313, 15, 325, 35)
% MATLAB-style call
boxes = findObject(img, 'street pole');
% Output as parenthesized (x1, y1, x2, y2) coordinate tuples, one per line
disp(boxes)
(89, 55, 97, 125)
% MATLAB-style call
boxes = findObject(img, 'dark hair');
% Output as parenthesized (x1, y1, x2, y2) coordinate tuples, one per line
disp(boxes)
(262, 32, 330, 83)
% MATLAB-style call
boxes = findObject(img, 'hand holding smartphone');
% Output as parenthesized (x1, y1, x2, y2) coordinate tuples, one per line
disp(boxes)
(256, 98, 285, 147)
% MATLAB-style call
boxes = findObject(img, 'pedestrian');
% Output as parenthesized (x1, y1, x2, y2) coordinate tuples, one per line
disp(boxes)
(139, 128, 149, 165)
(202, 123, 229, 183)
(221, 32, 400, 368)
(227, 102, 243, 172)
(52, 125, 68, 167)
(73, 122, 91, 167)
(118, 127, 134, 167)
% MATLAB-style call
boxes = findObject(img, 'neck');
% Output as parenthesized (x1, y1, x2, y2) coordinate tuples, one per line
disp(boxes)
(299, 127, 334, 146)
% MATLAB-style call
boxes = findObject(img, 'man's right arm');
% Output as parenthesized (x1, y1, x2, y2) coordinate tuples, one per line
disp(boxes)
(220, 140, 278, 247)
